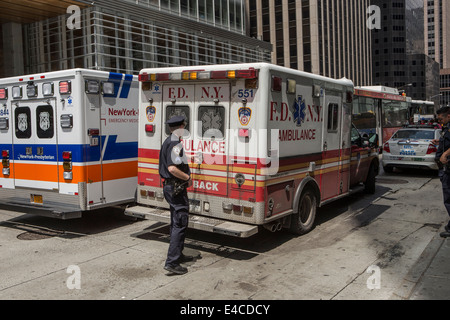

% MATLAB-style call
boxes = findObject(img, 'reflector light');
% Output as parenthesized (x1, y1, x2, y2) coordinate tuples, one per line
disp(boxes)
(62, 151, 72, 161)
(236, 69, 257, 79)
(0, 118, 8, 130)
(210, 71, 228, 79)
(59, 81, 71, 94)
(2, 150, 9, 158)
(0, 88, 7, 100)
(157, 73, 170, 81)
(233, 204, 243, 213)
(60, 114, 73, 129)
(85, 80, 99, 94)
(272, 76, 282, 92)
(102, 82, 115, 95)
(63, 162, 72, 171)
(26, 83, 37, 97)
(138, 73, 149, 82)
(12, 86, 22, 99)
(88, 128, 100, 136)
(145, 124, 155, 133)
(43, 83, 54, 96)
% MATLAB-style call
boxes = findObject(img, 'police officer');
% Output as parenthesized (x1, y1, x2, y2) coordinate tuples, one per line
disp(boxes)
(436, 106, 450, 238)
(160, 115, 193, 274)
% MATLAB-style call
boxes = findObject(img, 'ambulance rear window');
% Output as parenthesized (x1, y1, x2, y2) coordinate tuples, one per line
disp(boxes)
(165, 105, 190, 137)
(15, 107, 32, 139)
(36, 105, 54, 139)
(198, 106, 225, 139)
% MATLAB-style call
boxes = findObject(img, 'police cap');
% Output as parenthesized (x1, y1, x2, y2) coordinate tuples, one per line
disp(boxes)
(166, 115, 186, 127)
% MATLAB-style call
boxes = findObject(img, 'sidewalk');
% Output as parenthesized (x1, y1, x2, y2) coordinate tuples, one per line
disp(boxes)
(391, 229, 450, 300)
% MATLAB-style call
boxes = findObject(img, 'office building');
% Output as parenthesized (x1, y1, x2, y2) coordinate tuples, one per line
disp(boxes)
(247, 0, 372, 86)
(371, 0, 439, 101)
(0, 0, 271, 77)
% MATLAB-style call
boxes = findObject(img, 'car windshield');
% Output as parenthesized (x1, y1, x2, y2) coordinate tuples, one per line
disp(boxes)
(392, 129, 435, 140)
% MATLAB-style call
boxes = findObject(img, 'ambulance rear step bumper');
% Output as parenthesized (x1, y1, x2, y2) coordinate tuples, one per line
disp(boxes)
(0, 201, 82, 220)
(125, 205, 259, 238)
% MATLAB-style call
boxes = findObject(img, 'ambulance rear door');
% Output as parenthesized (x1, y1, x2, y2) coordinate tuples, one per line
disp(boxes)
(12, 97, 59, 195)
(192, 82, 230, 197)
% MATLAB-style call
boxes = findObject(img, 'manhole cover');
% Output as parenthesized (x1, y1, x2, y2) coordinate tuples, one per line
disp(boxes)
(17, 230, 62, 240)
(376, 178, 409, 185)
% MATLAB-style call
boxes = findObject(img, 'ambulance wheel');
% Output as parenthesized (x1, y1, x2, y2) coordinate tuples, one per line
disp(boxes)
(290, 188, 317, 235)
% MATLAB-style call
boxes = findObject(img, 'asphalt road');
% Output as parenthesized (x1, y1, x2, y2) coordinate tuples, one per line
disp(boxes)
(0, 167, 446, 302)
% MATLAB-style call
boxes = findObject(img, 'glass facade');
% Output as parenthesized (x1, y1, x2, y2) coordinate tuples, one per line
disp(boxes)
(122, 0, 245, 34)
(23, 2, 271, 75)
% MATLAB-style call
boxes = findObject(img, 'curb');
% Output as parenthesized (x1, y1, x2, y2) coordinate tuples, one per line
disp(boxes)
(390, 229, 446, 300)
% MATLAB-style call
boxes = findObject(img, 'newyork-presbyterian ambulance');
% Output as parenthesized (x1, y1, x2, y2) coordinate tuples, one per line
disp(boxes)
(125, 63, 379, 237)
(0, 69, 138, 219)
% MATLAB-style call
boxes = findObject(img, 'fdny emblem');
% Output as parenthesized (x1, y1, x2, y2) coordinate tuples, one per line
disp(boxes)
(146, 106, 156, 122)
(293, 95, 307, 127)
(238, 107, 252, 126)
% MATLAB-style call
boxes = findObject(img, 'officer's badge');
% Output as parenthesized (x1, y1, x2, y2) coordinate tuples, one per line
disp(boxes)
(238, 107, 251, 126)
(146, 106, 156, 122)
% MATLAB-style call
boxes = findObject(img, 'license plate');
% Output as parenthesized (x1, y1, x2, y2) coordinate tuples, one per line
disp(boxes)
(31, 194, 43, 204)
(413, 158, 425, 162)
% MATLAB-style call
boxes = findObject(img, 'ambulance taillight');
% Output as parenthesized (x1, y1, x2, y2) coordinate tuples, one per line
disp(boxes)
(2, 150, 10, 176)
(62, 151, 73, 180)
(0, 88, 7, 100)
(145, 124, 155, 133)
(59, 81, 72, 94)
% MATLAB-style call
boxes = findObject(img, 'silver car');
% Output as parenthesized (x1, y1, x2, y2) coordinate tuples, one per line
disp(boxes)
(382, 126, 441, 173)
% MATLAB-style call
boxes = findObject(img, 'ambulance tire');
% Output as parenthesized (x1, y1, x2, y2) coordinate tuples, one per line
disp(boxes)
(364, 164, 376, 194)
(289, 188, 317, 236)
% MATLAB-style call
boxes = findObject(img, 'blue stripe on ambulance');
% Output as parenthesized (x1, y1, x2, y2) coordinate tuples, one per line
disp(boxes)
(119, 74, 133, 99)
(105, 72, 134, 99)
(1, 136, 137, 163)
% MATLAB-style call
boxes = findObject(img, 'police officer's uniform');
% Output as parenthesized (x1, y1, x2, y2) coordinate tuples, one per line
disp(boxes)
(436, 123, 450, 233)
(159, 115, 191, 274)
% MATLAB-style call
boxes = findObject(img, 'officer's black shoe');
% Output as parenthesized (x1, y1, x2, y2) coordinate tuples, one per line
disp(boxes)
(440, 231, 450, 238)
(164, 264, 188, 275)
(445, 225, 450, 233)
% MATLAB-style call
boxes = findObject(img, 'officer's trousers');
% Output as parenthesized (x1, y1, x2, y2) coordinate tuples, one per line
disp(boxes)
(439, 169, 450, 229)
(163, 184, 189, 267)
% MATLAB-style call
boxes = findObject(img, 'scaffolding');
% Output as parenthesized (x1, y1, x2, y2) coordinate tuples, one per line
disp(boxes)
(23, 5, 271, 75)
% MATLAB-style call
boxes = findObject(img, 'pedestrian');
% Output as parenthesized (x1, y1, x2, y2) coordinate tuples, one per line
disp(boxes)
(159, 115, 193, 274)
(435, 106, 450, 238)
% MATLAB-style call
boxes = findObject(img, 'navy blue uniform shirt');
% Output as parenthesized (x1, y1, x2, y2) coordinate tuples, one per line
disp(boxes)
(437, 125, 450, 162)
(159, 133, 190, 179)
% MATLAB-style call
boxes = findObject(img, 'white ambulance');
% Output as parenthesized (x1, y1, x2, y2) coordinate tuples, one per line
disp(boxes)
(0, 69, 139, 219)
(125, 63, 379, 237)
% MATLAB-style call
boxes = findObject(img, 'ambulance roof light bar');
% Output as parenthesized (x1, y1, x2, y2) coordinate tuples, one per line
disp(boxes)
(138, 68, 257, 82)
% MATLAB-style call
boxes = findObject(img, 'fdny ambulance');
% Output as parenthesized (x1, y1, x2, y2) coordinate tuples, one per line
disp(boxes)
(125, 63, 379, 237)
(0, 69, 138, 219)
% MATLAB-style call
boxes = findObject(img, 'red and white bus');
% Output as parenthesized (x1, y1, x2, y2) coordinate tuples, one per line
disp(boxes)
(353, 86, 411, 144)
